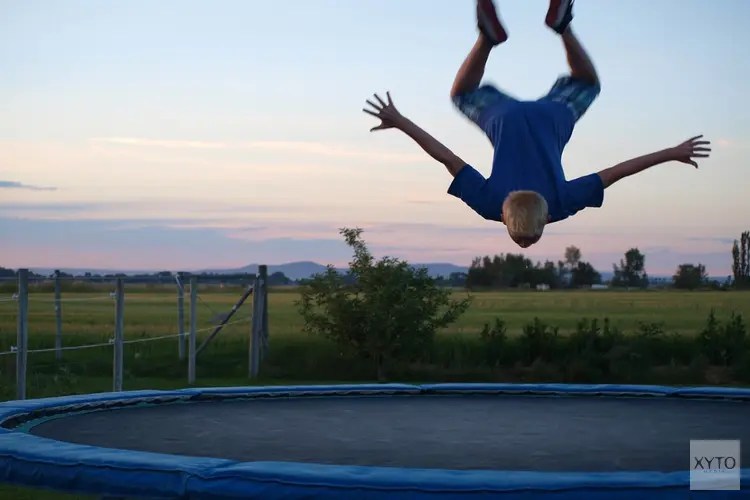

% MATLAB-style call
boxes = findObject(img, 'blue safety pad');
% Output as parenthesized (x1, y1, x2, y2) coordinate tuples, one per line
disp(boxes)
(0, 383, 748, 499)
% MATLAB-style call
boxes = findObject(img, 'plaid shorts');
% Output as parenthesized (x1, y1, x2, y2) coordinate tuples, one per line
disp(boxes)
(452, 75, 600, 125)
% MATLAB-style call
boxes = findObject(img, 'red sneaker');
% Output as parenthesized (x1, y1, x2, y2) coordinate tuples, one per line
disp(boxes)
(545, 0, 574, 34)
(477, 0, 508, 46)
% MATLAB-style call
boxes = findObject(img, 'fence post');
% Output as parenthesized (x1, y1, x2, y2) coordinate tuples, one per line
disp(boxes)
(258, 265, 269, 360)
(113, 278, 124, 392)
(249, 275, 258, 378)
(177, 272, 185, 360)
(256, 277, 265, 376)
(188, 276, 197, 384)
(54, 270, 63, 362)
(249, 274, 264, 379)
(16, 269, 29, 400)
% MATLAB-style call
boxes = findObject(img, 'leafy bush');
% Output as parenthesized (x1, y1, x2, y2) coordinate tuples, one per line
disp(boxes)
(479, 318, 510, 367)
(518, 317, 560, 364)
(297, 228, 471, 380)
(705, 310, 746, 364)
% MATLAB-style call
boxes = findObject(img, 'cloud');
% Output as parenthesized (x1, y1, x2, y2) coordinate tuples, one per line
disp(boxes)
(0, 180, 56, 191)
(0, 215, 735, 276)
(0, 217, 731, 276)
(0, 217, 352, 271)
(0, 202, 88, 212)
(686, 236, 736, 245)
(88, 138, 227, 149)
(363, 222, 491, 234)
(406, 199, 441, 205)
(0, 200, 297, 219)
(88, 137, 426, 163)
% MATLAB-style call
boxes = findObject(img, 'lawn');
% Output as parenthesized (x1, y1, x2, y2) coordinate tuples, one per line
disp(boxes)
(1, 287, 749, 499)
(2, 287, 749, 343)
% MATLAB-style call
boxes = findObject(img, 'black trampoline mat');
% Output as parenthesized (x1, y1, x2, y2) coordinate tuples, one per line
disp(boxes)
(29, 395, 750, 472)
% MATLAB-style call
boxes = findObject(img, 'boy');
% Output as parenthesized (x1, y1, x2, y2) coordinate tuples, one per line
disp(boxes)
(363, 0, 711, 248)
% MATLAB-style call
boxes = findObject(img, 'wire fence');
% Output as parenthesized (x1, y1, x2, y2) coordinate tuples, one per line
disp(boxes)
(4, 267, 270, 400)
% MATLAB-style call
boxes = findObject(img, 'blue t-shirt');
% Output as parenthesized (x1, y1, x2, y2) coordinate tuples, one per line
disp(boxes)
(447, 98, 604, 223)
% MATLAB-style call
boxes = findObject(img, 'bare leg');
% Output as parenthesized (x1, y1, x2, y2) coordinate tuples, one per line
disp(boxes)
(450, 0, 507, 98)
(561, 27, 599, 85)
(450, 34, 494, 98)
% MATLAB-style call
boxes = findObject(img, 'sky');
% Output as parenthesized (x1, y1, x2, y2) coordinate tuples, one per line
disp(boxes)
(1, 0, 748, 276)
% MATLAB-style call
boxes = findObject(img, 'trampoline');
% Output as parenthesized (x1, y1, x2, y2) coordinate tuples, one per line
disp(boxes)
(0, 384, 749, 499)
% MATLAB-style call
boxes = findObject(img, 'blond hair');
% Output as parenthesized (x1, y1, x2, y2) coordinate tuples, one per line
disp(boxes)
(502, 190, 549, 240)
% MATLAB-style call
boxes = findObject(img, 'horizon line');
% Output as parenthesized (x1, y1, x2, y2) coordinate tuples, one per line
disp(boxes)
(3, 261, 727, 279)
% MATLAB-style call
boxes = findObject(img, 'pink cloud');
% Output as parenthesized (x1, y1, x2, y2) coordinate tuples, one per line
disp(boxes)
(89, 137, 226, 149)
(88, 136, 426, 163)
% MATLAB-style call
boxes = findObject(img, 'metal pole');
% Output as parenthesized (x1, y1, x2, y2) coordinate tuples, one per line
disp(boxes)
(254, 280, 265, 377)
(177, 272, 185, 360)
(249, 275, 262, 378)
(16, 269, 29, 400)
(54, 270, 63, 362)
(188, 276, 197, 384)
(249, 276, 258, 378)
(258, 265, 269, 360)
(195, 284, 254, 356)
(113, 278, 124, 392)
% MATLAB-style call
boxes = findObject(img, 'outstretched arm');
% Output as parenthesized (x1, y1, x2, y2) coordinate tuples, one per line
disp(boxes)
(597, 135, 711, 188)
(394, 117, 467, 177)
(363, 92, 467, 177)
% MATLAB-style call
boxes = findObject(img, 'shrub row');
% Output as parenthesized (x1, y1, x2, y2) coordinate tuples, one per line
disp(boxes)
(0, 309, 747, 400)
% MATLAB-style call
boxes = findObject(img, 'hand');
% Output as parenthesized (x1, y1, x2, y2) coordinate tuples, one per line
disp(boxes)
(363, 92, 404, 131)
(668, 135, 711, 168)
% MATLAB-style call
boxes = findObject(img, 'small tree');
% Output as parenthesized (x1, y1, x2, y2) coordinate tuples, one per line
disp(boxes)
(564, 246, 582, 269)
(297, 228, 471, 380)
(672, 263, 708, 290)
(732, 231, 750, 289)
(570, 261, 602, 287)
(612, 248, 649, 288)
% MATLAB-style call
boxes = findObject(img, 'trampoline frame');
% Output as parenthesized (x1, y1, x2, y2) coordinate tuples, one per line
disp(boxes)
(0, 383, 749, 499)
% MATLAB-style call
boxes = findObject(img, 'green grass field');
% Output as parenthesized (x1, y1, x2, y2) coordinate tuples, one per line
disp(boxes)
(1, 287, 749, 499)
(2, 287, 749, 341)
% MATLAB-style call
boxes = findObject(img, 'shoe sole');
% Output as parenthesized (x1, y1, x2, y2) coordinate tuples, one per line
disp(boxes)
(477, 0, 507, 44)
(545, 0, 571, 29)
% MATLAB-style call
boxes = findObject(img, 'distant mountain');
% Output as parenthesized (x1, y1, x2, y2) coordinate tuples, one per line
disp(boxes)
(28, 262, 471, 281)
(200, 261, 471, 281)
(24, 263, 723, 283)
